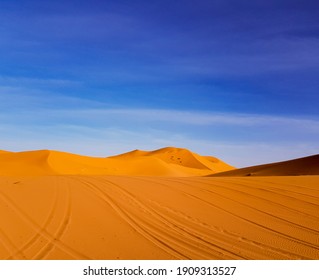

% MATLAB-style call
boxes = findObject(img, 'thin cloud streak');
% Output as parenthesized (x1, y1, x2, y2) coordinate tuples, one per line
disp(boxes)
(1, 94, 319, 131)
(0, 75, 81, 86)
(22, 107, 319, 130)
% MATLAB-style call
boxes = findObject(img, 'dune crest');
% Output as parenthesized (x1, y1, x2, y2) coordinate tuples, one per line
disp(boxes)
(0, 147, 234, 176)
(211, 154, 319, 177)
(0, 150, 55, 175)
(110, 147, 234, 173)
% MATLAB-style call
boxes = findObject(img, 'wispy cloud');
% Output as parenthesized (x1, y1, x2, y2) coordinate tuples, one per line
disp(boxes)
(0, 89, 107, 112)
(21, 107, 319, 132)
(0, 75, 82, 87)
(1, 91, 319, 131)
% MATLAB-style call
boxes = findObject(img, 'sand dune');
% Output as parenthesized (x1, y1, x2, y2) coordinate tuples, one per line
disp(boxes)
(110, 147, 234, 174)
(0, 150, 55, 176)
(211, 154, 319, 177)
(0, 147, 234, 176)
(0, 148, 318, 260)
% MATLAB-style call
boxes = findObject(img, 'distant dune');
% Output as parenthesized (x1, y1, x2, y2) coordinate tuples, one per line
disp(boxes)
(0, 148, 318, 260)
(211, 154, 319, 177)
(0, 147, 234, 176)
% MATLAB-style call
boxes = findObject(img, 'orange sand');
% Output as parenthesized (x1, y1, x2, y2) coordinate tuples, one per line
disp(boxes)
(0, 148, 318, 260)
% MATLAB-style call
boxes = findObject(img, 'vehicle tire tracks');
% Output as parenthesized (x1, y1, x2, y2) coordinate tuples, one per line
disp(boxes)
(71, 176, 189, 259)
(0, 177, 89, 260)
(136, 176, 307, 259)
(96, 177, 243, 260)
(156, 177, 318, 259)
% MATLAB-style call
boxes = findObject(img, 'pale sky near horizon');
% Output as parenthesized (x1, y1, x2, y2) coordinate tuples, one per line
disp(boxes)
(0, 0, 318, 167)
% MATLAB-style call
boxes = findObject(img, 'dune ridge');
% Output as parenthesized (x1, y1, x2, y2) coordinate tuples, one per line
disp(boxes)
(0, 150, 55, 176)
(211, 154, 319, 177)
(110, 147, 234, 172)
(0, 147, 234, 176)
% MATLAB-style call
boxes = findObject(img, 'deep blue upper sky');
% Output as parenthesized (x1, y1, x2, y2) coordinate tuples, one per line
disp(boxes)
(0, 0, 318, 166)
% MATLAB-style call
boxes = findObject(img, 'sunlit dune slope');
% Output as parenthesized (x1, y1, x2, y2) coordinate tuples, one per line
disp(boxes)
(0, 150, 55, 175)
(211, 154, 319, 177)
(0, 175, 318, 260)
(110, 147, 234, 173)
(0, 147, 234, 176)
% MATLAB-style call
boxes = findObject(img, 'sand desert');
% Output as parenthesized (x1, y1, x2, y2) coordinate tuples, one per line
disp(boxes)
(0, 147, 318, 260)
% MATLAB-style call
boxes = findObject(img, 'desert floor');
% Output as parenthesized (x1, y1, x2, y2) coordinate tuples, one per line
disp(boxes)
(0, 175, 318, 260)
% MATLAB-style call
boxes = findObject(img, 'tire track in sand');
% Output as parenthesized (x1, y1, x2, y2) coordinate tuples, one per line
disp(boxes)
(33, 181, 73, 259)
(72, 177, 189, 259)
(95, 176, 243, 260)
(224, 177, 319, 207)
(0, 178, 89, 260)
(0, 228, 25, 259)
(146, 197, 303, 260)
(137, 176, 305, 259)
(158, 177, 317, 259)
(190, 178, 319, 232)
(195, 181, 319, 251)
(6, 182, 59, 259)
(226, 177, 319, 205)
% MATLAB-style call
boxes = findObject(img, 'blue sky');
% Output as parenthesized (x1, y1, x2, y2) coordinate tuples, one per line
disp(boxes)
(0, 0, 318, 167)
